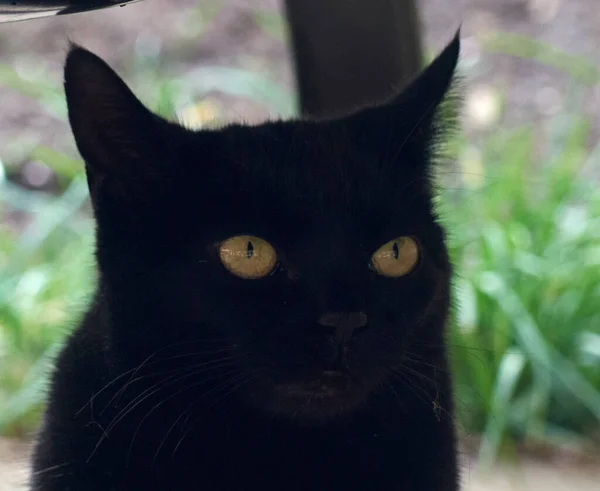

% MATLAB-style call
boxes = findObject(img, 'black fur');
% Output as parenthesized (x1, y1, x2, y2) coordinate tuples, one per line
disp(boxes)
(31, 32, 461, 491)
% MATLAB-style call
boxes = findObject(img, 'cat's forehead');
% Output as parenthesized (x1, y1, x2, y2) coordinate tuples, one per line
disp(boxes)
(181, 120, 431, 242)
(213, 120, 390, 198)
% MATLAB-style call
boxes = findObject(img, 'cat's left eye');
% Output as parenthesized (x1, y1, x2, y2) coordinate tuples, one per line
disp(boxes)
(219, 235, 278, 280)
(370, 236, 420, 277)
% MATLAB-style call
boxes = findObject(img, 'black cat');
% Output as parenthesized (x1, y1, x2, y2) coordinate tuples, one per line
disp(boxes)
(31, 32, 461, 491)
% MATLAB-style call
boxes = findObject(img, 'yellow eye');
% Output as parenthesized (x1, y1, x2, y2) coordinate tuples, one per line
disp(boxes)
(219, 235, 278, 279)
(371, 236, 419, 277)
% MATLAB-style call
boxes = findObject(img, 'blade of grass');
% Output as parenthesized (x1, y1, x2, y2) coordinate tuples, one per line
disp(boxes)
(478, 349, 526, 468)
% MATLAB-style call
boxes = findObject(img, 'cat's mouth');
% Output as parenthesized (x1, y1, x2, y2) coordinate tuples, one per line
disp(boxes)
(282, 370, 353, 398)
(269, 369, 368, 419)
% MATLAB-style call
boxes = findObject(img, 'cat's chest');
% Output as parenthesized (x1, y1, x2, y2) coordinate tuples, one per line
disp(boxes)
(121, 425, 409, 491)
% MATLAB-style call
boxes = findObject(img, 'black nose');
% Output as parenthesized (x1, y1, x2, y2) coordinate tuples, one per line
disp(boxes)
(318, 311, 368, 343)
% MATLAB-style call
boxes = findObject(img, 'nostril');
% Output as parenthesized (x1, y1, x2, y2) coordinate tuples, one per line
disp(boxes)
(318, 312, 340, 327)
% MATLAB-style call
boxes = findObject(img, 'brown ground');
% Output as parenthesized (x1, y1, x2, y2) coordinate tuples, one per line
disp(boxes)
(0, 0, 598, 489)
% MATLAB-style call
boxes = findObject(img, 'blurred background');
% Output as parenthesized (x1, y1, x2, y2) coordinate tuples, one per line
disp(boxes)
(0, 0, 599, 490)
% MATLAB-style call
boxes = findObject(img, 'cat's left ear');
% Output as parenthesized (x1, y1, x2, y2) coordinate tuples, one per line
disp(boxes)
(348, 30, 460, 151)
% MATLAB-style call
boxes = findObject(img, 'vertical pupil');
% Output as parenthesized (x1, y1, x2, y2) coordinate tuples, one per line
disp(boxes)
(392, 242, 399, 260)
(247, 241, 254, 258)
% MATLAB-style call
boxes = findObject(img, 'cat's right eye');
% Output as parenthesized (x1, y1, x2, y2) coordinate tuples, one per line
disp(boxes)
(219, 235, 278, 280)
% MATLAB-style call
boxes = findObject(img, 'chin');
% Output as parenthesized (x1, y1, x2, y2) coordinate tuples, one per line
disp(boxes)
(260, 371, 374, 423)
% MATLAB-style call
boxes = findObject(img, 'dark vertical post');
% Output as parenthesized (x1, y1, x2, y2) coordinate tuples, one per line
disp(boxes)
(284, 0, 423, 118)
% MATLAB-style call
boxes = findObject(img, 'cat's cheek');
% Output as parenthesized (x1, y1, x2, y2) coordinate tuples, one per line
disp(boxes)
(363, 273, 444, 347)
(369, 280, 434, 326)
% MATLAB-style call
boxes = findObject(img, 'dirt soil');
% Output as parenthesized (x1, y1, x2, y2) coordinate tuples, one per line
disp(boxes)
(0, 0, 599, 489)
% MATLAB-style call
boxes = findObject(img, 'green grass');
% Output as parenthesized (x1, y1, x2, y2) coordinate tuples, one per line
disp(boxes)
(440, 103, 600, 463)
(0, 21, 599, 466)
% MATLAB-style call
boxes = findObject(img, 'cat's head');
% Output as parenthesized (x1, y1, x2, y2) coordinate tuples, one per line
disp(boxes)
(64, 33, 459, 422)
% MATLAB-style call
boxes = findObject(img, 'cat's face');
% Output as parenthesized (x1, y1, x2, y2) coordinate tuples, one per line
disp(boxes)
(64, 34, 459, 421)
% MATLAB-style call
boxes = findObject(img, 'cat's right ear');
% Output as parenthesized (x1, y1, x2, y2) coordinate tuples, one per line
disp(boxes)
(343, 31, 460, 163)
(64, 45, 170, 203)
